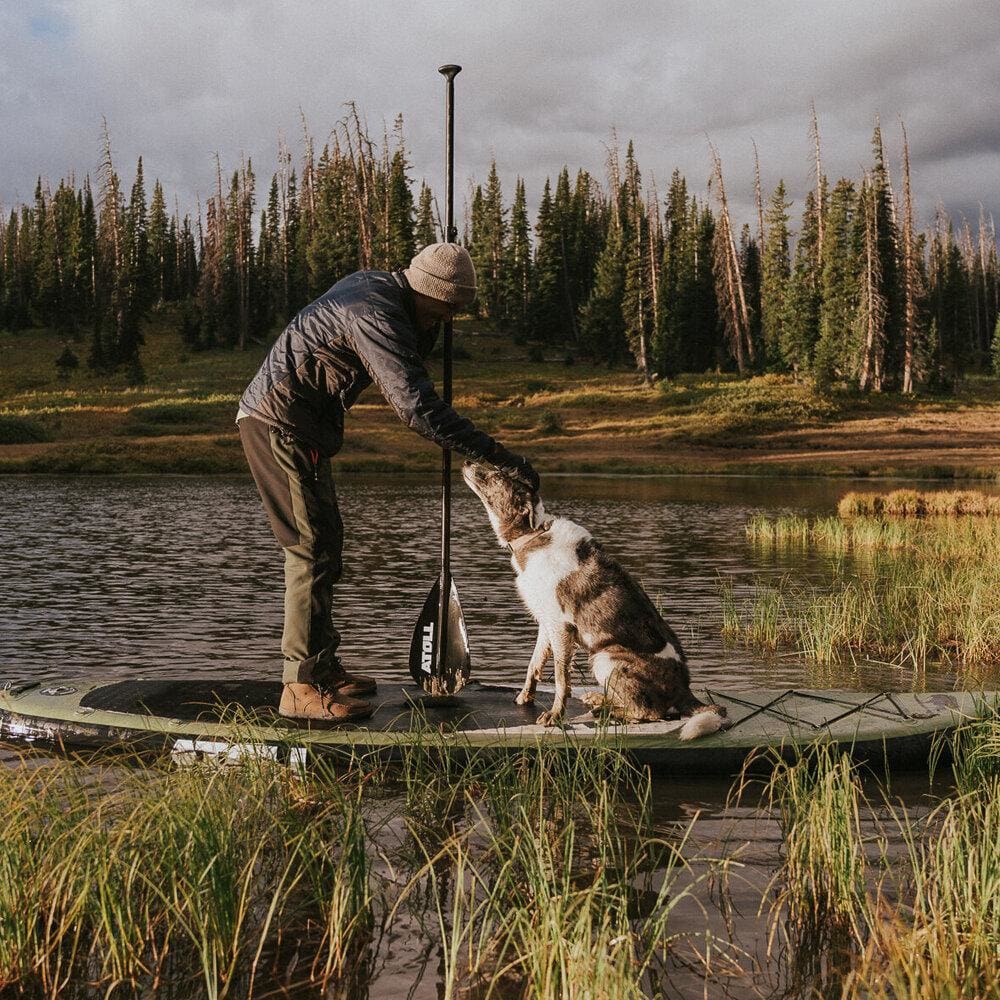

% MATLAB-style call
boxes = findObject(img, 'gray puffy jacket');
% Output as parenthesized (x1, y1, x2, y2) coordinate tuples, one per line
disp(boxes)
(240, 270, 534, 483)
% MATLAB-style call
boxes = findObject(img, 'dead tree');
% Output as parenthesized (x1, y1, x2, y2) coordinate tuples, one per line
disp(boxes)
(810, 101, 825, 271)
(899, 122, 922, 393)
(858, 175, 887, 392)
(708, 140, 752, 372)
(753, 139, 766, 261)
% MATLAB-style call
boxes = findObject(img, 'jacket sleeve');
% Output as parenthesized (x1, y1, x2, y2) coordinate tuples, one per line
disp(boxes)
(347, 302, 501, 463)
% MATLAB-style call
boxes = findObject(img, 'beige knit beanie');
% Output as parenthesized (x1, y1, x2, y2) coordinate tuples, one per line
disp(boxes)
(404, 243, 477, 306)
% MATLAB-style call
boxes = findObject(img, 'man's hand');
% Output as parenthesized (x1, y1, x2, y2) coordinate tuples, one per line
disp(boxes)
(491, 446, 539, 493)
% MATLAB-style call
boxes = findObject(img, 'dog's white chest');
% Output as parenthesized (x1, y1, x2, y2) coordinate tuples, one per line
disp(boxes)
(513, 519, 590, 627)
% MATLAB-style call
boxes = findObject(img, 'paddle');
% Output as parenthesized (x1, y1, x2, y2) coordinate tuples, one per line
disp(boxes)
(408, 64, 471, 696)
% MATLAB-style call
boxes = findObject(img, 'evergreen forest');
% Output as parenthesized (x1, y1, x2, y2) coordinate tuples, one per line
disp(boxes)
(2, 109, 998, 394)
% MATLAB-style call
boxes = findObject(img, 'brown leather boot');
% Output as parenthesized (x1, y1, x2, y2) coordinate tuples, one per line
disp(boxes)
(323, 671, 378, 698)
(316, 658, 378, 698)
(279, 683, 374, 723)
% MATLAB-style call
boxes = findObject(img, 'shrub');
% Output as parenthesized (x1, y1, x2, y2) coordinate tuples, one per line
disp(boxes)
(0, 415, 51, 444)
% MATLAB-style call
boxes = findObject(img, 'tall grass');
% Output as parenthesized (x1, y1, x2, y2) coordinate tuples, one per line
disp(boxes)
(839, 488, 1000, 518)
(732, 513, 1000, 668)
(844, 710, 1000, 998)
(0, 753, 372, 998)
(385, 742, 703, 999)
(760, 745, 869, 951)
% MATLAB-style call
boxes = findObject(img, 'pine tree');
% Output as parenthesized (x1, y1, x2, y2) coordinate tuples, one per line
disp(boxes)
(148, 179, 169, 306)
(781, 190, 822, 373)
(570, 170, 604, 326)
(478, 161, 508, 321)
(927, 209, 970, 389)
(620, 142, 653, 379)
(385, 144, 415, 269)
(532, 178, 563, 343)
(33, 179, 62, 330)
(467, 182, 487, 317)
(579, 217, 626, 365)
(504, 177, 532, 339)
(285, 170, 308, 311)
(814, 178, 858, 385)
(692, 203, 720, 370)
(551, 167, 580, 343)
(414, 182, 437, 250)
(868, 121, 902, 385)
(760, 180, 792, 368)
(80, 180, 98, 331)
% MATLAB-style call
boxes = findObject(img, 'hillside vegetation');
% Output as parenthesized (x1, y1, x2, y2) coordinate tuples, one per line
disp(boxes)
(2, 311, 999, 477)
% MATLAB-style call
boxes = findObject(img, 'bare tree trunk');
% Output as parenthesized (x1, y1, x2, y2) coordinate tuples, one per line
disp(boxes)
(647, 184, 661, 347)
(753, 140, 766, 260)
(900, 122, 919, 393)
(709, 141, 751, 370)
(810, 101, 824, 272)
(343, 103, 374, 269)
(299, 109, 316, 237)
(278, 136, 291, 317)
(858, 178, 886, 392)
(99, 118, 124, 344)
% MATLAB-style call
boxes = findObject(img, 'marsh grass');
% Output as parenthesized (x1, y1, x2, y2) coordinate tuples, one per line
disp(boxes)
(844, 710, 1000, 998)
(389, 743, 700, 999)
(760, 746, 869, 949)
(732, 513, 1000, 669)
(0, 751, 373, 999)
(3, 709, 997, 997)
(728, 709, 1000, 999)
(43, 724, 704, 999)
(839, 488, 1000, 518)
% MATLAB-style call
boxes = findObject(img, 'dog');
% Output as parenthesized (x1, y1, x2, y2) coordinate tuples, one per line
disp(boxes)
(462, 462, 727, 739)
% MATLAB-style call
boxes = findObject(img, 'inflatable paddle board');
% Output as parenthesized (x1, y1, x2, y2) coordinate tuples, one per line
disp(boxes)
(0, 678, 994, 775)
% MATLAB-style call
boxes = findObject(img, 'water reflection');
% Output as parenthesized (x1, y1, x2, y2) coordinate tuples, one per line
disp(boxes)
(1, 473, 992, 690)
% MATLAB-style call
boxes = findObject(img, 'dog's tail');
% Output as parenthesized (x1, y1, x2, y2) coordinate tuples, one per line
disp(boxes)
(678, 706, 725, 741)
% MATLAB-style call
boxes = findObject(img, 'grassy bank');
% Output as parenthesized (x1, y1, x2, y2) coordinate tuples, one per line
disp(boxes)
(2, 310, 1000, 476)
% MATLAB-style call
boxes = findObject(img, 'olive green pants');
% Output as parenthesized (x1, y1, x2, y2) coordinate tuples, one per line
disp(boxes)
(239, 416, 343, 684)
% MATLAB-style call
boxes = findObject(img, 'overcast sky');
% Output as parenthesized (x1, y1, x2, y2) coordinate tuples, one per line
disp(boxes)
(2, 0, 998, 239)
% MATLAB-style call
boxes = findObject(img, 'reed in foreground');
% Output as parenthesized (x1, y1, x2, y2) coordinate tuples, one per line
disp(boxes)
(0, 753, 372, 999)
(844, 711, 1000, 998)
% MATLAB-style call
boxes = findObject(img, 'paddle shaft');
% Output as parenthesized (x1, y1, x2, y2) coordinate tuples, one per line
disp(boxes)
(436, 64, 461, 674)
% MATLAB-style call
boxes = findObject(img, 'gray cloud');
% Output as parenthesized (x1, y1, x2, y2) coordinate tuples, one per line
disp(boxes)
(1, 0, 997, 240)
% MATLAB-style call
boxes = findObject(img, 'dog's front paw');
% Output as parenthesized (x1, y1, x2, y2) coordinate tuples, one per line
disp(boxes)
(515, 688, 535, 706)
(536, 709, 563, 728)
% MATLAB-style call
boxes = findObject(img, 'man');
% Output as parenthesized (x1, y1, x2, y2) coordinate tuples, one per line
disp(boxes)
(238, 243, 538, 722)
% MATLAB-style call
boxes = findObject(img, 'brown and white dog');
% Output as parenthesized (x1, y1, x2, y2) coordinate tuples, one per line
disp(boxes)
(462, 462, 727, 739)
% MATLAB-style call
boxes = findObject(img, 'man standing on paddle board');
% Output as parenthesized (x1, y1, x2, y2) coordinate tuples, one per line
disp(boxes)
(237, 243, 539, 722)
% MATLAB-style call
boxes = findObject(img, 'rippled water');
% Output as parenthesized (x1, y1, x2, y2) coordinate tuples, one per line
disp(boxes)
(2, 472, 994, 999)
(1, 472, 986, 691)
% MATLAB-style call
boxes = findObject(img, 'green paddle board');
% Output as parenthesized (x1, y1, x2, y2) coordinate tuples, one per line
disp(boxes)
(0, 678, 994, 775)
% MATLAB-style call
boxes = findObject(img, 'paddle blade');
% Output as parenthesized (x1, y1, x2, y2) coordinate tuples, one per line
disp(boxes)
(408, 578, 471, 695)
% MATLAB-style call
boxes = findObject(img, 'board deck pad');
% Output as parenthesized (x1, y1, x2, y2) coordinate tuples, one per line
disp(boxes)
(1, 678, 995, 774)
(75, 679, 544, 732)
